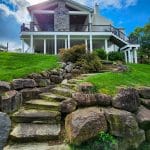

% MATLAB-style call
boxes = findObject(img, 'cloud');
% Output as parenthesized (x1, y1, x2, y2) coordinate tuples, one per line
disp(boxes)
(125, 0, 138, 7)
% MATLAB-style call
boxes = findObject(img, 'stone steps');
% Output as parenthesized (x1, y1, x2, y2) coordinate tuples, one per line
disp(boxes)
(39, 93, 67, 102)
(10, 123, 61, 142)
(4, 143, 70, 150)
(25, 99, 61, 111)
(68, 79, 83, 84)
(51, 87, 75, 97)
(60, 83, 77, 90)
(11, 108, 61, 124)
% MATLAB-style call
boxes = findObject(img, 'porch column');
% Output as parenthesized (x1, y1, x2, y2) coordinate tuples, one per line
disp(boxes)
(134, 49, 138, 64)
(65, 39, 67, 49)
(21, 39, 24, 53)
(54, 35, 57, 55)
(68, 35, 70, 49)
(30, 34, 34, 53)
(44, 39, 46, 54)
(88, 13, 92, 32)
(105, 39, 108, 54)
(124, 50, 128, 63)
(85, 39, 88, 52)
(128, 48, 132, 63)
(90, 34, 93, 53)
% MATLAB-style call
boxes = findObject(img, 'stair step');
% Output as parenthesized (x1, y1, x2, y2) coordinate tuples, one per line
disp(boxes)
(10, 123, 61, 142)
(60, 83, 77, 89)
(11, 108, 61, 124)
(68, 79, 83, 84)
(25, 99, 61, 111)
(51, 87, 75, 97)
(4, 143, 70, 150)
(40, 93, 67, 102)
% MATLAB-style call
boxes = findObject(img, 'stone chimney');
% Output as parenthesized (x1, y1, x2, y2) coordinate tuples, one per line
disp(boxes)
(94, 3, 99, 14)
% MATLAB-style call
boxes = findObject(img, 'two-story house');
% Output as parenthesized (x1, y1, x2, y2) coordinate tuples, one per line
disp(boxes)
(21, 0, 140, 63)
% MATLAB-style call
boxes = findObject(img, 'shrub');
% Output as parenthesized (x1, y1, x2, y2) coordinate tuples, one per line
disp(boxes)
(59, 44, 86, 63)
(76, 53, 102, 73)
(108, 51, 124, 61)
(93, 49, 107, 60)
(70, 131, 117, 150)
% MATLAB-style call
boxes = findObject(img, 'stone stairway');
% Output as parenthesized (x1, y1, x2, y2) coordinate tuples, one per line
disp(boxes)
(4, 79, 80, 150)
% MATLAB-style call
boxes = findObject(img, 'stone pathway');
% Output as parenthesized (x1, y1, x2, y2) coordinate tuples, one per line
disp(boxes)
(4, 78, 83, 150)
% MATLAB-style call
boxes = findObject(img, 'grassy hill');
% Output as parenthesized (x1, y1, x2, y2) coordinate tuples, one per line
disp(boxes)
(0, 52, 59, 81)
(84, 64, 150, 95)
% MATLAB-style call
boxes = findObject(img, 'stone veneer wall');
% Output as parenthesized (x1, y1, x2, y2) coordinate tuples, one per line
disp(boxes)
(54, 0, 70, 31)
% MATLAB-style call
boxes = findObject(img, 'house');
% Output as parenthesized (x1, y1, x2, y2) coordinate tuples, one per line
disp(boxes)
(20, 0, 140, 63)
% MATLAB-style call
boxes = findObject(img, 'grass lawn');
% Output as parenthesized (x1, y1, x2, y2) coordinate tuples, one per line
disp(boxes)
(0, 52, 60, 81)
(83, 64, 150, 95)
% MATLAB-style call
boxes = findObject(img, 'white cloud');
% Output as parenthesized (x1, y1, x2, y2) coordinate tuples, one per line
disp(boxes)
(125, 0, 137, 7)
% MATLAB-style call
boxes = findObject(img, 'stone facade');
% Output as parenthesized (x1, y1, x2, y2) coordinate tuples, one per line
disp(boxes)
(54, 0, 69, 31)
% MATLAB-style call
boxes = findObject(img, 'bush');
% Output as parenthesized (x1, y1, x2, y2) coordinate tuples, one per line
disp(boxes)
(59, 44, 86, 63)
(76, 53, 102, 73)
(108, 51, 124, 61)
(70, 131, 117, 150)
(93, 49, 107, 60)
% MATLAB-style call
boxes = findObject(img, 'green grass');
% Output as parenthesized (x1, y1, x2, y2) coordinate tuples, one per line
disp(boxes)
(0, 52, 60, 81)
(83, 64, 150, 95)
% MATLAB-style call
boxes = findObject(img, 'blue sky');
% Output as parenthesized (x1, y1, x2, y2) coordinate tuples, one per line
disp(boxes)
(0, 0, 149, 50)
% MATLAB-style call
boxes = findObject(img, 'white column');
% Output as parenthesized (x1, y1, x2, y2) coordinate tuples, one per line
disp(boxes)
(124, 51, 128, 63)
(30, 34, 34, 53)
(134, 49, 138, 64)
(85, 39, 88, 52)
(128, 48, 132, 63)
(21, 39, 24, 53)
(44, 39, 46, 54)
(105, 39, 108, 54)
(65, 38, 67, 49)
(54, 35, 57, 55)
(68, 35, 70, 49)
(88, 13, 92, 32)
(90, 34, 93, 53)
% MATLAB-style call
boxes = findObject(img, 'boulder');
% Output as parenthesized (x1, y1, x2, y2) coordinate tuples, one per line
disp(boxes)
(11, 79, 37, 90)
(78, 82, 94, 94)
(0, 81, 11, 92)
(61, 98, 77, 113)
(112, 88, 140, 112)
(40, 71, 50, 78)
(112, 65, 128, 73)
(0, 112, 11, 150)
(141, 98, 150, 109)
(0, 90, 22, 113)
(71, 69, 81, 76)
(136, 106, 150, 130)
(145, 130, 150, 142)
(104, 108, 139, 137)
(118, 129, 145, 150)
(27, 73, 43, 79)
(72, 92, 96, 106)
(65, 63, 73, 73)
(138, 87, 150, 99)
(95, 93, 112, 106)
(65, 107, 107, 145)
(64, 73, 72, 80)
(35, 79, 51, 87)
(20, 88, 41, 101)
(50, 75, 63, 84)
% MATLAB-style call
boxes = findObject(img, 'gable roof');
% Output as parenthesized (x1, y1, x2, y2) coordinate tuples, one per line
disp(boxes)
(27, 0, 93, 14)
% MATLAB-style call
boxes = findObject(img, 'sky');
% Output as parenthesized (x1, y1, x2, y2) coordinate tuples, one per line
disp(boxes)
(0, 0, 149, 50)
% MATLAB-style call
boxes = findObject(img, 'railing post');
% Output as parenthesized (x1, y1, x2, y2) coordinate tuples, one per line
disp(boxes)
(30, 22, 34, 32)
(44, 39, 46, 54)
(54, 35, 57, 55)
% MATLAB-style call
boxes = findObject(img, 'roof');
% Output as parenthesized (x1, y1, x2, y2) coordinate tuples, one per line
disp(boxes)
(27, 0, 93, 14)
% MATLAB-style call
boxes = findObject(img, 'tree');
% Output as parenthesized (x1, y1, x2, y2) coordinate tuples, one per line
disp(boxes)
(129, 21, 150, 63)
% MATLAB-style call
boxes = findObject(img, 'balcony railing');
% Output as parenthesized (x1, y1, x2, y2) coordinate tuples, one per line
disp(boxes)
(21, 23, 138, 44)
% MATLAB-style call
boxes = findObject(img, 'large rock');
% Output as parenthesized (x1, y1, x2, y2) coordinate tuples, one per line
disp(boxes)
(65, 63, 73, 73)
(35, 79, 51, 87)
(95, 93, 112, 106)
(136, 106, 150, 130)
(112, 88, 140, 112)
(20, 88, 41, 101)
(72, 92, 96, 106)
(0, 90, 22, 113)
(0, 81, 11, 92)
(118, 129, 145, 150)
(0, 112, 11, 150)
(65, 107, 107, 145)
(146, 130, 150, 142)
(104, 108, 139, 137)
(50, 75, 63, 84)
(61, 98, 77, 113)
(11, 79, 37, 90)
(78, 82, 94, 94)
(138, 87, 150, 99)
(141, 98, 150, 109)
